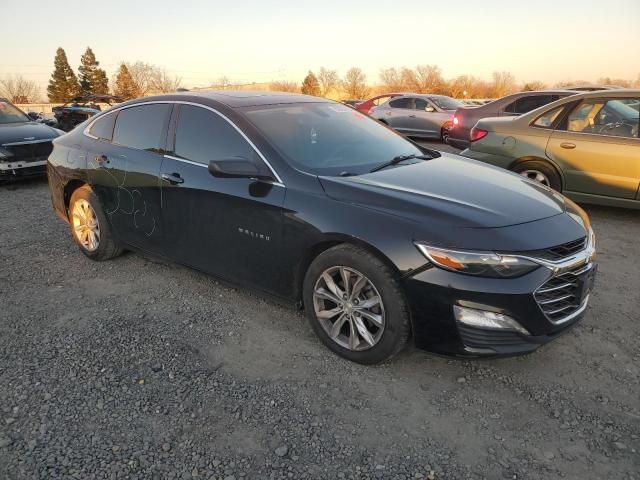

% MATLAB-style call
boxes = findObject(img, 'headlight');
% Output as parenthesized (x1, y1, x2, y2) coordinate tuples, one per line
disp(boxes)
(415, 244, 539, 278)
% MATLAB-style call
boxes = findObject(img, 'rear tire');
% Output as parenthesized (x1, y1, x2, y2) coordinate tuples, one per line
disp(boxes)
(512, 160, 562, 192)
(68, 185, 122, 261)
(303, 244, 410, 364)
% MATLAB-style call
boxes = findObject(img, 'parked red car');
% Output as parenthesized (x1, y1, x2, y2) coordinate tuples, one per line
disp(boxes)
(356, 93, 406, 114)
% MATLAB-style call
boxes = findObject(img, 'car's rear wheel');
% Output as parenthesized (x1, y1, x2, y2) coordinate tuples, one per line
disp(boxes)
(441, 127, 451, 144)
(303, 244, 410, 364)
(69, 185, 122, 261)
(512, 161, 562, 191)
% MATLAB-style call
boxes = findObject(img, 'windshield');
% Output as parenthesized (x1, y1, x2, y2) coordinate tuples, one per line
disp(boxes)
(429, 96, 462, 110)
(0, 100, 30, 124)
(244, 103, 423, 176)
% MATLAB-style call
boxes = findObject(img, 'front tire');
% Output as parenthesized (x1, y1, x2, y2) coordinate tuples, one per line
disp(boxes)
(303, 244, 410, 364)
(69, 185, 122, 261)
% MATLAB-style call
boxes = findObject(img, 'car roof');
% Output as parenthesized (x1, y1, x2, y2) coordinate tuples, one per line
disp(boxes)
(165, 90, 328, 108)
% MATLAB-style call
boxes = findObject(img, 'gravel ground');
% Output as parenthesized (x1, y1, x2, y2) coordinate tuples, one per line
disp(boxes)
(1, 143, 639, 479)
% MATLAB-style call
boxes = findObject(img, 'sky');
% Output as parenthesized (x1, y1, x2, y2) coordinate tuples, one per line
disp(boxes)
(2, 0, 639, 93)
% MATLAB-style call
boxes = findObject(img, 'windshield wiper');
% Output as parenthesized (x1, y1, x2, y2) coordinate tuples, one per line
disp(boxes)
(369, 154, 432, 173)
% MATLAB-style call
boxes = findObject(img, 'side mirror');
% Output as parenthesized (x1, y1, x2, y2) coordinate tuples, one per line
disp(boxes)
(208, 156, 273, 180)
(425, 106, 435, 113)
(27, 111, 41, 121)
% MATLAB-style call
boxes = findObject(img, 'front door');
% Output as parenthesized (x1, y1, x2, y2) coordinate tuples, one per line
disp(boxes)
(546, 96, 640, 199)
(160, 104, 285, 291)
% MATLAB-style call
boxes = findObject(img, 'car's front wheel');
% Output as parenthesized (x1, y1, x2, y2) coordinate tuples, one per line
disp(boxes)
(303, 244, 410, 364)
(69, 185, 122, 261)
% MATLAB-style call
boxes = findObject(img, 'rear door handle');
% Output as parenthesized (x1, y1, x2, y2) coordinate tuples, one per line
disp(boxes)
(560, 142, 576, 149)
(161, 172, 184, 184)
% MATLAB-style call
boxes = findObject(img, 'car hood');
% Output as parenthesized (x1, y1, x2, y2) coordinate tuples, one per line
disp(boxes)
(0, 122, 61, 145)
(319, 153, 566, 229)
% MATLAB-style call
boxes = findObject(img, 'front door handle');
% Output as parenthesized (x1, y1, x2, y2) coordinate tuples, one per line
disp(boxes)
(161, 172, 184, 184)
(560, 142, 576, 149)
(95, 154, 109, 166)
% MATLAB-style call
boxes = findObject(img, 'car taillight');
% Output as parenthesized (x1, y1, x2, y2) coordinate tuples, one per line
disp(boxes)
(453, 115, 459, 126)
(470, 127, 488, 142)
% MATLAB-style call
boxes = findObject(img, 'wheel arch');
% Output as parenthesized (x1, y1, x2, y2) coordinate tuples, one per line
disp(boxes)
(294, 234, 401, 304)
(507, 156, 565, 190)
(63, 180, 89, 215)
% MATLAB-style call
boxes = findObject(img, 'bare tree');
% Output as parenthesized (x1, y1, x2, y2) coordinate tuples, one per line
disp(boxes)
(400, 65, 445, 94)
(151, 69, 183, 93)
(343, 67, 368, 99)
(212, 76, 232, 89)
(124, 62, 157, 96)
(490, 71, 517, 98)
(269, 81, 299, 93)
(0, 74, 40, 103)
(317, 67, 340, 97)
(379, 67, 405, 92)
(522, 81, 547, 91)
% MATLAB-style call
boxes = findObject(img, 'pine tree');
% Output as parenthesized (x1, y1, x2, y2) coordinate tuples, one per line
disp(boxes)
(78, 47, 109, 95)
(114, 64, 140, 100)
(301, 71, 320, 96)
(47, 47, 80, 102)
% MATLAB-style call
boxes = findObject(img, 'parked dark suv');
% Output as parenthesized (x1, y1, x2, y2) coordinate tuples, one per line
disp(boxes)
(0, 98, 63, 182)
(449, 90, 577, 149)
(47, 91, 597, 364)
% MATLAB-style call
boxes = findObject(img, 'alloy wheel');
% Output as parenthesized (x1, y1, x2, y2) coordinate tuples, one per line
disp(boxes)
(71, 199, 100, 252)
(312, 266, 385, 351)
(519, 169, 551, 187)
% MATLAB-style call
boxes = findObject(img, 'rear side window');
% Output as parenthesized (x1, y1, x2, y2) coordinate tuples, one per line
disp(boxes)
(89, 113, 116, 141)
(532, 106, 565, 128)
(112, 104, 171, 153)
(505, 95, 557, 114)
(389, 98, 411, 109)
(173, 105, 255, 164)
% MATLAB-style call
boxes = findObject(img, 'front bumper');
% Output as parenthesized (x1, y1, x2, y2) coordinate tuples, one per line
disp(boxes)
(403, 258, 597, 358)
(0, 159, 48, 180)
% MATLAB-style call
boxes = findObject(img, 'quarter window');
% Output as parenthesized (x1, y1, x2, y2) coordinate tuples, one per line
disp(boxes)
(563, 98, 640, 138)
(173, 105, 255, 164)
(88, 113, 116, 141)
(112, 104, 171, 152)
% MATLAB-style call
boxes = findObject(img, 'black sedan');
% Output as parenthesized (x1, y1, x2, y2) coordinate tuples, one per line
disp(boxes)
(47, 91, 597, 364)
(1, 98, 63, 182)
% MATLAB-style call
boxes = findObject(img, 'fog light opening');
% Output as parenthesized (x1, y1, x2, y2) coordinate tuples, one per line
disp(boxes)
(453, 306, 530, 335)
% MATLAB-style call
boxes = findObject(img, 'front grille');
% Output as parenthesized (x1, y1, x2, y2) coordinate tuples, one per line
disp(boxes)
(535, 263, 592, 322)
(520, 237, 587, 261)
(3, 141, 53, 162)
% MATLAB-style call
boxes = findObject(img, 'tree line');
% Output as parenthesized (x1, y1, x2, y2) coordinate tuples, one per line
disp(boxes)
(1, 53, 639, 104)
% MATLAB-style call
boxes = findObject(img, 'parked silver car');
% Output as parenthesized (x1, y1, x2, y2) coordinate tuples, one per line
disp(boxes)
(370, 94, 462, 142)
(448, 90, 577, 150)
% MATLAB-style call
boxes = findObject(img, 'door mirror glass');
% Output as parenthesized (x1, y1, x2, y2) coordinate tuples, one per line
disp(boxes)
(425, 106, 435, 113)
(27, 111, 40, 121)
(208, 157, 273, 180)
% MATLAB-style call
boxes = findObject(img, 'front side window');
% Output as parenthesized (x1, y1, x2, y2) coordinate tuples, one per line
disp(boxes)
(174, 105, 255, 164)
(0, 100, 30, 124)
(429, 96, 462, 111)
(89, 113, 117, 141)
(414, 98, 430, 110)
(532, 105, 565, 128)
(112, 104, 171, 152)
(244, 103, 423, 176)
(564, 98, 640, 138)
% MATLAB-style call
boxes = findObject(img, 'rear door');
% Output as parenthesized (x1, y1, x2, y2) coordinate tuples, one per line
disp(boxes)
(160, 104, 285, 289)
(383, 97, 414, 132)
(546, 96, 640, 199)
(88, 103, 172, 252)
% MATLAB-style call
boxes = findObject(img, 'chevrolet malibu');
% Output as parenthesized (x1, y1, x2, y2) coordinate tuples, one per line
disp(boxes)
(48, 91, 597, 364)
